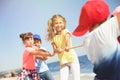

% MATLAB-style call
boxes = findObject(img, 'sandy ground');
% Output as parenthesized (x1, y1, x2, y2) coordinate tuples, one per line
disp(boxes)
(0, 73, 95, 80)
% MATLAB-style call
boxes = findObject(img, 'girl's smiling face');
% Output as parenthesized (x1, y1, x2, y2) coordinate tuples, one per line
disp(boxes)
(52, 18, 65, 34)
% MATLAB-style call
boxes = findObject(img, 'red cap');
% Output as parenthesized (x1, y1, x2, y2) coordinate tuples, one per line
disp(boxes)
(73, 0, 110, 36)
(112, 6, 120, 16)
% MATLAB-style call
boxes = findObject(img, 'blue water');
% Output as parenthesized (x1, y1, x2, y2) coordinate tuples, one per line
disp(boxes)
(47, 55, 94, 74)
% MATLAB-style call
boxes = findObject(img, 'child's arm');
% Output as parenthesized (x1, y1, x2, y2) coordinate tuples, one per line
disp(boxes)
(64, 33, 72, 52)
(117, 12, 120, 31)
(51, 42, 63, 55)
(36, 55, 48, 61)
(37, 49, 52, 57)
(29, 46, 51, 57)
(64, 32, 84, 51)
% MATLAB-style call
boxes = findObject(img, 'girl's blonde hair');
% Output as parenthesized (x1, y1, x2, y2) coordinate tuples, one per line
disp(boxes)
(46, 14, 66, 41)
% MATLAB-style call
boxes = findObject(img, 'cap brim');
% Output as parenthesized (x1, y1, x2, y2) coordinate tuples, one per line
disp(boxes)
(72, 25, 89, 36)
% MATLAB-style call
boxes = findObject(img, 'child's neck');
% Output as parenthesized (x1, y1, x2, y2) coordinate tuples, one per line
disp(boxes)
(89, 23, 100, 32)
(56, 31, 61, 35)
(89, 18, 107, 32)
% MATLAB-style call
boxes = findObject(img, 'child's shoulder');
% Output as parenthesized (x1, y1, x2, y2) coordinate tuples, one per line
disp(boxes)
(25, 46, 36, 52)
(62, 29, 69, 31)
(105, 16, 118, 27)
(62, 29, 70, 34)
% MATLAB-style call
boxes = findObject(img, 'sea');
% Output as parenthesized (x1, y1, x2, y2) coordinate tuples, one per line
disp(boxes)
(47, 55, 94, 75)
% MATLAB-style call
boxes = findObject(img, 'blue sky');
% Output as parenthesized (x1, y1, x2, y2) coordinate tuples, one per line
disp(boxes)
(0, 0, 119, 71)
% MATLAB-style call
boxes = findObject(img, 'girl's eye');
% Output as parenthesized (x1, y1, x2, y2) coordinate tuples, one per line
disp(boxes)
(55, 22, 58, 24)
(24, 37, 29, 40)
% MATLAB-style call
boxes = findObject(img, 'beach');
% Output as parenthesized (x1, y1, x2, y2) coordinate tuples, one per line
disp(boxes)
(0, 73, 95, 80)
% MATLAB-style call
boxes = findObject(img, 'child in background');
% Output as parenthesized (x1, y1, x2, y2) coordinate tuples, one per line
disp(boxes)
(111, 6, 120, 17)
(46, 14, 80, 80)
(72, 0, 120, 80)
(17, 32, 51, 80)
(33, 34, 54, 80)
(111, 6, 120, 43)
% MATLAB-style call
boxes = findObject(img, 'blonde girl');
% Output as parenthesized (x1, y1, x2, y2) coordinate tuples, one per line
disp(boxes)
(46, 14, 80, 80)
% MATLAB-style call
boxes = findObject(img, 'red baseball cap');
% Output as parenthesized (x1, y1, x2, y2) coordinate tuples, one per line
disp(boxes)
(73, 0, 110, 36)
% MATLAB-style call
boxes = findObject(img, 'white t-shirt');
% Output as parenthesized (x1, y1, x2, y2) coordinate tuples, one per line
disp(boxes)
(83, 16, 120, 64)
(35, 47, 49, 73)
